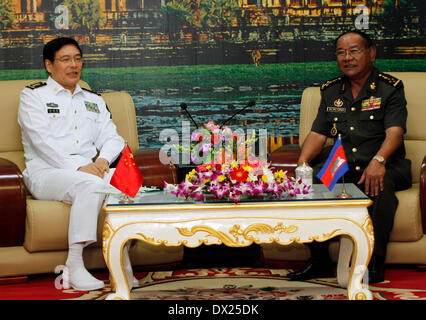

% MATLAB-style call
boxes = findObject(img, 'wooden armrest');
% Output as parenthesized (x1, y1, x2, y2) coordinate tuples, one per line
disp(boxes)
(0, 158, 26, 247)
(134, 148, 178, 188)
(268, 144, 301, 178)
(421, 155, 426, 234)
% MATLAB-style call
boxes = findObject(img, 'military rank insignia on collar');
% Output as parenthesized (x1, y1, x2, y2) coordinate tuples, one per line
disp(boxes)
(84, 101, 100, 113)
(378, 73, 401, 87)
(361, 96, 382, 111)
(46, 103, 59, 108)
(320, 76, 342, 91)
(82, 88, 102, 96)
(26, 82, 47, 90)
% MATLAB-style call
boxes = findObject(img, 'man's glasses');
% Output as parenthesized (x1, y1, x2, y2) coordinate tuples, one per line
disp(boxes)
(335, 48, 363, 58)
(55, 56, 83, 64)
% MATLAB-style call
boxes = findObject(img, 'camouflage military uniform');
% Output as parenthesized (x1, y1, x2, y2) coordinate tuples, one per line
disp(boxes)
(311, 68, 412, 258)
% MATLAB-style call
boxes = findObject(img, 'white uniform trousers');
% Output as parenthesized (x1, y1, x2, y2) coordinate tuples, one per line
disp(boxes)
(24, 168, 115, 246)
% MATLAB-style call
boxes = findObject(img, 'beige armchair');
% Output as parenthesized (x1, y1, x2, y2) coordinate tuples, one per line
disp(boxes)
(266, 72, 426, 266)
(0, 79, 182, 279)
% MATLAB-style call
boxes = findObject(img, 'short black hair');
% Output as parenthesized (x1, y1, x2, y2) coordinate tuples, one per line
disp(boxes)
(43, 37, 83, 63)
(334, 30, 374, 49)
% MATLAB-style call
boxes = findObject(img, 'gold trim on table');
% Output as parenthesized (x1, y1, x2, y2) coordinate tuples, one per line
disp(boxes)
(104, 199, 372, 212)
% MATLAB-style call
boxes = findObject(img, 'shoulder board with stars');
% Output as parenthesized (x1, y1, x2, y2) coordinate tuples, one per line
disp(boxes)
(378, 73, 402, 87)
(320, 76, 342, 91)
(26, 82, 47, 90)
(82, 87, 101, 96)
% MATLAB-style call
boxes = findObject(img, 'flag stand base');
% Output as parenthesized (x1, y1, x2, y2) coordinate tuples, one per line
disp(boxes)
(337, 183, 352, 199)
(119, 195, 134, 204)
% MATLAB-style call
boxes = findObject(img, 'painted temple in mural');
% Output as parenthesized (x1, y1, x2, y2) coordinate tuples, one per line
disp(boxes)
(7, 0, 386, 31)
(2, 0, 422, 67)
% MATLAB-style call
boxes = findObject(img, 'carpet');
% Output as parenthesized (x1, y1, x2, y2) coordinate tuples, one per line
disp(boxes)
(1, 266, 426, 300)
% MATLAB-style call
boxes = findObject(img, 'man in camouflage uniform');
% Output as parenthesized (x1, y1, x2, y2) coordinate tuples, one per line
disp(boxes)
(287, 30, 411, 283)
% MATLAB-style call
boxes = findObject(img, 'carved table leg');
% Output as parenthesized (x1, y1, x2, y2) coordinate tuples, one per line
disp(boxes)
(346, 233, 372, 300)
(123, 241, 135, 288)
(337, 236, 353, 288)
(104, 237, 131, 300)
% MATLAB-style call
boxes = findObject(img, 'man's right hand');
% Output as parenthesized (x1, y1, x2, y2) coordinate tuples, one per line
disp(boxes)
(297, 131, 327, 166)
(78, 163, 105, 178)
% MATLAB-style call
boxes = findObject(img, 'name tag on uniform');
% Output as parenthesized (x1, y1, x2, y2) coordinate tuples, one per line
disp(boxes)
(47, 109, 60, 114)
(326, 107, 346, 113)
(361, 96, 382, 111)
(84, 101, 100, 113)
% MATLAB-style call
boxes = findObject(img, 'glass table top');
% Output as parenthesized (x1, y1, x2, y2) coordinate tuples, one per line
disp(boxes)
(105, 183, 369, 207)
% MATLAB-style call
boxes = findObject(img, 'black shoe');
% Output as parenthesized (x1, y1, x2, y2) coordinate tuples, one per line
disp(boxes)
(287, 259, 334, 281)
(368, 255, 385, 284)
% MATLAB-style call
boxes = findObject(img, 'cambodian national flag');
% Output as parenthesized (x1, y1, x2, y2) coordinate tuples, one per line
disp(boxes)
(316, 137, 349, 191)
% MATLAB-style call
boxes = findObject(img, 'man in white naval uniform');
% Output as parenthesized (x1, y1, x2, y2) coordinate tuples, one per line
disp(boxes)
(18, 37, 126, 291)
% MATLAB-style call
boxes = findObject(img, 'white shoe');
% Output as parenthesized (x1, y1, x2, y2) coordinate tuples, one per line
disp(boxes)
(63, 267, 105, 291)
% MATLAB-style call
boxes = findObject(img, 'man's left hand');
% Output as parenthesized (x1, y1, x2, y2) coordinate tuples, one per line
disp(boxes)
(357, 160, 386, 197)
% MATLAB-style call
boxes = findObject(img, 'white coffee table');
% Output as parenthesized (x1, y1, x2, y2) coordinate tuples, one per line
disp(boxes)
(102, 183, 373, 300)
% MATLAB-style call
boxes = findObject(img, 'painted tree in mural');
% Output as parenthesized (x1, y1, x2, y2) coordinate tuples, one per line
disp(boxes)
(0, 0, 15, 30)
(62, 0, 106, 40)
(162, 0, 240, 41)
(162, 1, 192, 41)
(198, 0, 240, 29)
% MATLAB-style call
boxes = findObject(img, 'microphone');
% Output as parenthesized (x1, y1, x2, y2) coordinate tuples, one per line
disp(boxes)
(180, 103, 198, 129)
(220, 100, 256, 128)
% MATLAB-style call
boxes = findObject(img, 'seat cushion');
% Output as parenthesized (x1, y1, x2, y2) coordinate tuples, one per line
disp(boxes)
(390, 183, 422, 242)
(24, 197, 184, 266)
(24, 198, 71, 252)
(24, 197, 108, 252)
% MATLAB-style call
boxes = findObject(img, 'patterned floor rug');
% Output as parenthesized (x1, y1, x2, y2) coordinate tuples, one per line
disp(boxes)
(5, 266, 419, 301)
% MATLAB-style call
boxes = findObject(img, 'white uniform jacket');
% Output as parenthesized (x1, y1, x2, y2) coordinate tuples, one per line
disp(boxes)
(18, 77, 125, 178)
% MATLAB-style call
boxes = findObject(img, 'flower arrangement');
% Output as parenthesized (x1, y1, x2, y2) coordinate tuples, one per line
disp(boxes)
(176, 121, 258, 165)
(164, 159, 311, 204)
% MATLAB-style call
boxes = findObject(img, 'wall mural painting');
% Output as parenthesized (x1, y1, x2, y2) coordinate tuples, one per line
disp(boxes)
(0, 0, 425, 152)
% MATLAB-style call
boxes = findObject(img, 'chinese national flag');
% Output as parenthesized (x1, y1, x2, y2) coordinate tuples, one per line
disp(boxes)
(110, 145, 144, 198)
